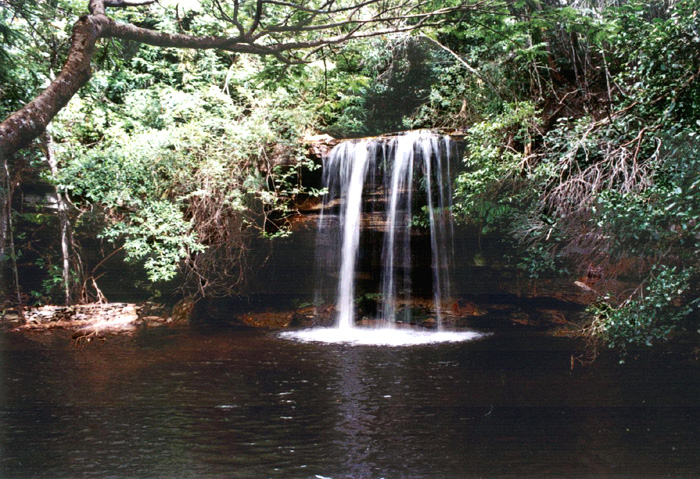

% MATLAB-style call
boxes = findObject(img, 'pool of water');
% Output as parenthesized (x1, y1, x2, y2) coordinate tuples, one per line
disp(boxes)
(1, 325, 699, 478)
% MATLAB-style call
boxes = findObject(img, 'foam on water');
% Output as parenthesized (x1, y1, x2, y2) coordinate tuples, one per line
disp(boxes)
(279, 327, 487, 347)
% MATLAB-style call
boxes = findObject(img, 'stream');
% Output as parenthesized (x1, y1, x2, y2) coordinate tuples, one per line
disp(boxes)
(2, 325, 699, 478)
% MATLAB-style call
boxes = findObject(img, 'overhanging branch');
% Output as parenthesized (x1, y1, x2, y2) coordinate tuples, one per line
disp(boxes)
(0, 0, 486, 160)
(104, 0, 159, 8)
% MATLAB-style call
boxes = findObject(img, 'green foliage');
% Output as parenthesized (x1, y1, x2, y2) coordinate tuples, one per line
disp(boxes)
(100, 201, 204, 283)
(440, 0, 700, 348)
(610, 0, 700, 123)
(584, 132, 700, 349)
(454, 102, 540, 233)
(301, 36, 455, 137)
(30, 262, 79, 305)
(410, 206, 452, 230)
(0, 0, 83, 116)
(595, 134, 700, 261)
(2, 0, 698, 347)
(408, 0, 613, 129)
(36, 12, 466, 290)
(588, 266, 698, 352)
(49, 45, 321, 290)
(5, 0, 454, 300)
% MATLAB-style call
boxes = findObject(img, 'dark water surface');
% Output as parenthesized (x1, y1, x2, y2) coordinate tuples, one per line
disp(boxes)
(1, 325, 699, 478)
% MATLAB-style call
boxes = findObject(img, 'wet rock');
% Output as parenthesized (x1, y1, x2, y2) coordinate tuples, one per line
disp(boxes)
(138, 302, 169, 319)
(574, 280, 597, 294)
(12, 302, 174, 337)
(357, 295, 379, 318)
(508, 309, 572, 327)
(304, 133, 339, 159)
(510, 313, 536, 326)
(497, 278, 596, 305)
(2, 311, 21, 322)
(291, 304, 335, 327)
(290, 305, 329, 327)
(448, 300, 488, 318)
(536, 309, 569, 325)
(142, 315, 169, 327)
(421, 317, 437, 329)
(238, 310, 294, 328)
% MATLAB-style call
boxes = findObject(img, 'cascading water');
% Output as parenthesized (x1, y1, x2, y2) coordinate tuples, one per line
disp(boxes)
(380, 135, 415, 326)
(334, 141, 372, 330)
(320, 130, 457, 329)
(283, 130, 485, 346)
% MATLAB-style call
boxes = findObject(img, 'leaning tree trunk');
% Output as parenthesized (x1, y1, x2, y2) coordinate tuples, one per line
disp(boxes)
(0, 13, 103, 307)
(0, 16, 104, 162)
(0, 10, 267, 161)
(0, 0, 481, 161)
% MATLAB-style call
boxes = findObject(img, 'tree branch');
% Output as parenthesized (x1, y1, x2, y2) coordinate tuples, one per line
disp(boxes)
(246, 0, 264, 37)
(0, 15, 105, 160)
(105, 17, 271, 54)
(0, 0, 485, 160)
(104, 0, 159, 8)
(420, 34, 504, 100)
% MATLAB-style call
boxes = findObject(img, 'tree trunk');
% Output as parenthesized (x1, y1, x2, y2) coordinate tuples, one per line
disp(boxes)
(0, 15, 105, 161)
(0, 157, 11, 301)
(0, 1, 479, 161)
(43, 135, 75, 305)
(0, 156, 22, 309)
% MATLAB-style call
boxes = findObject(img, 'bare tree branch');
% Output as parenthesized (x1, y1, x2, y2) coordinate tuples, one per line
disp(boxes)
(246, 0, 264, 37)
(105, 18, 271, 53)
(0, 15, 103, 160)
(104, 0, 159, 8)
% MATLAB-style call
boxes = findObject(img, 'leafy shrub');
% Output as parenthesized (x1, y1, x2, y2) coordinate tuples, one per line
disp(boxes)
(588, 266, 698, 351)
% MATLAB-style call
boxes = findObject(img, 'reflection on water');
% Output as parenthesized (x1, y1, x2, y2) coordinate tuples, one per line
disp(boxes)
(1, 326, 700, 478)
(334, 346, 376, 479)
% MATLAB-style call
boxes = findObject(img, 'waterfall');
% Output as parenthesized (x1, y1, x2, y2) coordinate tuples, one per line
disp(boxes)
(315, 131, 456, 330)
(381, 136, 414, 325)
(336, 141, 372, 330)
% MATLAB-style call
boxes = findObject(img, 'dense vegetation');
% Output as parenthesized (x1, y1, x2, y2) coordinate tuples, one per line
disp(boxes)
(1, 0, 698, 351)
(410, 0, 700, 351)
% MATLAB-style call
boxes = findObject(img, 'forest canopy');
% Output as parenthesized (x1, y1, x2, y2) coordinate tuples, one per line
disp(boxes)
(1, 0, 699, 351)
